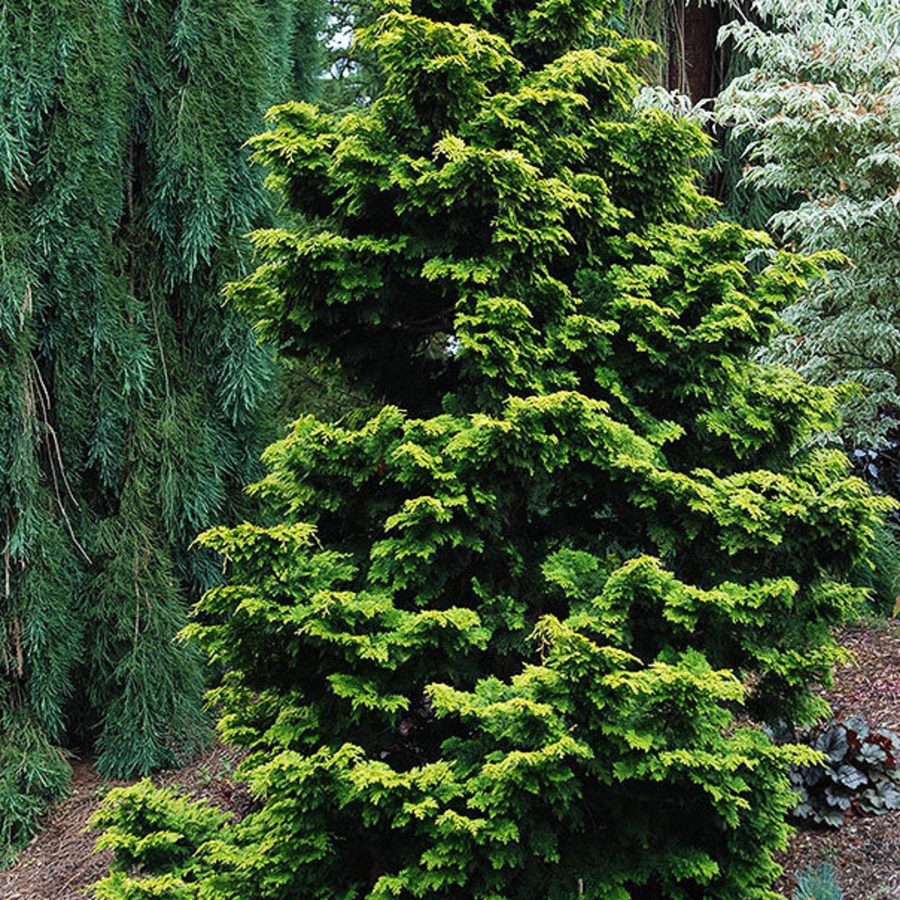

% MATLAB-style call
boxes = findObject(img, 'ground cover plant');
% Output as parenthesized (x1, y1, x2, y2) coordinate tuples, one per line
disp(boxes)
(793, 863, 843, 900)
(90, 0, 889, 896)
(787, 716, 900, 828)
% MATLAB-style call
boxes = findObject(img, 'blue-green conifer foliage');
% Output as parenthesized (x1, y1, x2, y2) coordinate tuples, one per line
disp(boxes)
(0, 0, 322, 861)
(92, 0, 888, 896)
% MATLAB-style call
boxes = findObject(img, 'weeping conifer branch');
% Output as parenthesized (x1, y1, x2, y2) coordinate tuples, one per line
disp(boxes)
(0, 0, 326, 862)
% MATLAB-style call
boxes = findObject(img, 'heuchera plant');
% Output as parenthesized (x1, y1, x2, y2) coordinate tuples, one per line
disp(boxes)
(789, 716, 900, 828)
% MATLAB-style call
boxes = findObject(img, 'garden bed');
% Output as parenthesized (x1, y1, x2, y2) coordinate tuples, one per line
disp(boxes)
(774, 623, 900, 899)
(2, 624, 898, 899)
(0, 744, 243, 900)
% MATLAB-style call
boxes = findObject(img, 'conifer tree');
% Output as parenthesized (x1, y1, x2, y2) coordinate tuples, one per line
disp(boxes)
(92, 0, 887, 896)
(0, 0, 323, 860)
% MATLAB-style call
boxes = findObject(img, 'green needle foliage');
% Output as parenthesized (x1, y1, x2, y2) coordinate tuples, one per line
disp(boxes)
(93, 0, 888, 896)
(0, 0, 323, 862)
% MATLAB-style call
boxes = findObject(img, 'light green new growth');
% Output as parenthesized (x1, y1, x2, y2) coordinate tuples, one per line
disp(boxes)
(91, 0, 888, 897)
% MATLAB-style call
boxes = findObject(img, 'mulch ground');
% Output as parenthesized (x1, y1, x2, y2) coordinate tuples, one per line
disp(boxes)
(2, 624, 899, 899)
(0, 743, 244, 900)
(774, 622, 900, 900)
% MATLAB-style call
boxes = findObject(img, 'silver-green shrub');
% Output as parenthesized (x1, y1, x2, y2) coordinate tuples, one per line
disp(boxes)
(717, 0, 900, 446)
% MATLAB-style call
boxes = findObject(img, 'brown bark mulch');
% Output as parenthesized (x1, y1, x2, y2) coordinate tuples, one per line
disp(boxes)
(774, 623, 900, 900)
(1, 624, 899, 899)
(0, 743, 243, 900)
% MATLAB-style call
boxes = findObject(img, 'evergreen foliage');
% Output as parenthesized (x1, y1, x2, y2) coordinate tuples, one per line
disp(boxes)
(94, 0, 888, 896)
(618, 1, 780, 227)
(716, 0, 900, 446)
(619, 1, 739, 95)
(0, 0, 323, 859)
(793, 862, 843, 900)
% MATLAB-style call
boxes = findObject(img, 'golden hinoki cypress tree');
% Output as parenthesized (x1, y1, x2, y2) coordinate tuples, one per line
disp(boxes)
(92, 0, 886, 895)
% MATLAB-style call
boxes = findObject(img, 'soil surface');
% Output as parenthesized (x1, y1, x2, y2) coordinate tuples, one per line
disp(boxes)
(774, 623, 900, 900)
(1, 624, 899, 899)
(0, 743, 243, 900)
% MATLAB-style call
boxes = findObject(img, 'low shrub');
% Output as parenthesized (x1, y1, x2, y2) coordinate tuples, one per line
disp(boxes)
(88, 779, 228, 897)
(793, 862, 843, 900)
